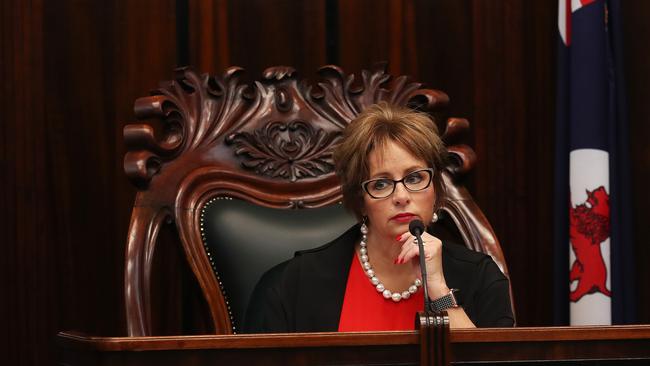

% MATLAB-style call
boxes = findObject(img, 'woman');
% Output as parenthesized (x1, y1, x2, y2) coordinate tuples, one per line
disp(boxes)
(244, 103, 514, 332)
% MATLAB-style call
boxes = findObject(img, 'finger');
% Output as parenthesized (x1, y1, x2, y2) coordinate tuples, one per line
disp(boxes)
(397, 234, 417, 257)
(400, 246, 420, 264)
(394, 241, 410, 264)
(395, 231, 411, 245)
(410, 241, 435, 261)
(420, 232, 442, 247)
(397, 239, 426, 264)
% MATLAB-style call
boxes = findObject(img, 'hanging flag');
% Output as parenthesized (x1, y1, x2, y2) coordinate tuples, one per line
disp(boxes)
(554, 0, 635, 326)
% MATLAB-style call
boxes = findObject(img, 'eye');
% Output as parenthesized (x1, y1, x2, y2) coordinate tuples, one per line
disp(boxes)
(371, 179, 392, 191)
(404, 171, 424, 184)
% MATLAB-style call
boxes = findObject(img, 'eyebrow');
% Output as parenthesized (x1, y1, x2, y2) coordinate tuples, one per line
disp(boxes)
(369, 165, 426, 179)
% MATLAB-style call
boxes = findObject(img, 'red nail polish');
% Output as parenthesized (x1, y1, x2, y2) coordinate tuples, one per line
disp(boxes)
(396, 235, 401, 241)
(393, 259, 398, 264)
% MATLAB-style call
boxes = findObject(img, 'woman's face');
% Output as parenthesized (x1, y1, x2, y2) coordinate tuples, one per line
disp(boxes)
(363, 140, 436, 240)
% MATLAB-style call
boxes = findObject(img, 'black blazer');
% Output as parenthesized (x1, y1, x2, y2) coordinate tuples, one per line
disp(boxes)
(244, 224, 514, 333)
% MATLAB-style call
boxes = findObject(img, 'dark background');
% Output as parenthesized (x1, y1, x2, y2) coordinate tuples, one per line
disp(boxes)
(2, 0, 650, 364)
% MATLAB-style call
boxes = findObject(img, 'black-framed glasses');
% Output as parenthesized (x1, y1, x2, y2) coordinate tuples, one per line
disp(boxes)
(361, 168, 434, 199)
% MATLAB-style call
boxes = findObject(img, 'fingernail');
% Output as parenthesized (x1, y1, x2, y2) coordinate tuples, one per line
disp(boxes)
(396, 235, 401, 241)
(393, 259, 398, 264)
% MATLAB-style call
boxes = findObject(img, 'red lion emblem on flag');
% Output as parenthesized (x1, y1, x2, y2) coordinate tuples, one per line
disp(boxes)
(569, 186, 611, 302)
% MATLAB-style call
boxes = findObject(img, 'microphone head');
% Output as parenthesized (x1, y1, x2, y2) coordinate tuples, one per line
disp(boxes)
(409, 219, 425, 236)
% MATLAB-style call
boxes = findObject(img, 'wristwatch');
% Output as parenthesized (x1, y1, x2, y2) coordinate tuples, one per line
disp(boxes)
(430, 288, 459, 312)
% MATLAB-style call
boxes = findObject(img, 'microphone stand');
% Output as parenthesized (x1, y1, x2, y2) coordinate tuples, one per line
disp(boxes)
(411, 221, 450, 366)
(413, 230, 433, 313)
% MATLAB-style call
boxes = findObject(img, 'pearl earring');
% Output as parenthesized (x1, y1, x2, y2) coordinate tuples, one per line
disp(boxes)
(431, 212, 439, 223)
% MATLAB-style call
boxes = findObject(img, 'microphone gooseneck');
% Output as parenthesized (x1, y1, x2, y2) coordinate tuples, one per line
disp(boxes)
(409, 219, 432, 313)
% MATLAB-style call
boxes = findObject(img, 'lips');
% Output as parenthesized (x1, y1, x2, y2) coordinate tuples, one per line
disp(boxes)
(390, 213, 417, 223)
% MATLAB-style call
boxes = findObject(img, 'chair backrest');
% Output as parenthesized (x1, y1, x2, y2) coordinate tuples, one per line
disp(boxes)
(123, 63, 514, 336)
(200, 198, 356, 332)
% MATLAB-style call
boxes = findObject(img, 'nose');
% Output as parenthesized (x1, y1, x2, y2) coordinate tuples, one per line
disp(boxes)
(391, 181, 411, 206)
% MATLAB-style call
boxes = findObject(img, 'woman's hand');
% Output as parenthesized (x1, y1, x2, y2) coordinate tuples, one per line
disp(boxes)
(395, 230, 476, 328)
(395, 231, 450, 299)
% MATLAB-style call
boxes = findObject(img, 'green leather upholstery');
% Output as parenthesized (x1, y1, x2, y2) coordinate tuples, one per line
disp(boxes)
(200, 197, 356, 330)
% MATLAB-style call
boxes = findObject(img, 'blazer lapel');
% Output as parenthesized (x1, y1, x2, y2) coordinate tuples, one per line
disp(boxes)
(294, 224, 359, 332)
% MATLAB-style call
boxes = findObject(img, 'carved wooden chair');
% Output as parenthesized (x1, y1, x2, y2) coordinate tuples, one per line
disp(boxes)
(123, 63, 514, 336)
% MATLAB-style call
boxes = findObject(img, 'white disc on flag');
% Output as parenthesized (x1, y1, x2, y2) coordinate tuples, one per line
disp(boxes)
(569, 148, 611, 325)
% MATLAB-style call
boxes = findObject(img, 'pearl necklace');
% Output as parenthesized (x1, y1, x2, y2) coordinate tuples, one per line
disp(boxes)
(359, 224, 422, 302)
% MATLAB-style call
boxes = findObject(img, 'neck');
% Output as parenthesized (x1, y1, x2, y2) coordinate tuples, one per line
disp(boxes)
(365, 229, 400, 264)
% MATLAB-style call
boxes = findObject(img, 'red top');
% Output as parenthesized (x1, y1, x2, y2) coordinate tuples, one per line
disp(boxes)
(338, 252, 424, 332)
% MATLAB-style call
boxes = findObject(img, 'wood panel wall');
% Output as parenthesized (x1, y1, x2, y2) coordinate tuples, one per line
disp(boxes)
(622, 0, 650, 326)
(2, 0, 649, 365)
(2, 0, 178, 364)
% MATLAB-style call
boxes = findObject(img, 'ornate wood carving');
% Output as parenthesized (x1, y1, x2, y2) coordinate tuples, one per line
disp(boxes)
(225, 121, 342, 181)
(123, 63, 450, 189)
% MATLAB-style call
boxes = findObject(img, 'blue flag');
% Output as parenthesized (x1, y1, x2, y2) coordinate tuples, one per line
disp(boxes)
(554, 0, 635, 325)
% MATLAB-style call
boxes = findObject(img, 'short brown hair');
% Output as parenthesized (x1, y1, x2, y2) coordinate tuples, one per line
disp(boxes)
(333, 102, 447, 220)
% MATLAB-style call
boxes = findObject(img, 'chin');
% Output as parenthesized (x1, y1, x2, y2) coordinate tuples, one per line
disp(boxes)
(388, 220, 410, 232)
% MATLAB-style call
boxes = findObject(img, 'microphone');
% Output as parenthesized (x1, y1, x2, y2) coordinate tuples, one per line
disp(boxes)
(408, 219, 425, 237)
(409, 219, 432, 313)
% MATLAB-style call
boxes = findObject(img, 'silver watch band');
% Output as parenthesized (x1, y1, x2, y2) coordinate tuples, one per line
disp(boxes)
(430, 288, 459, 312)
